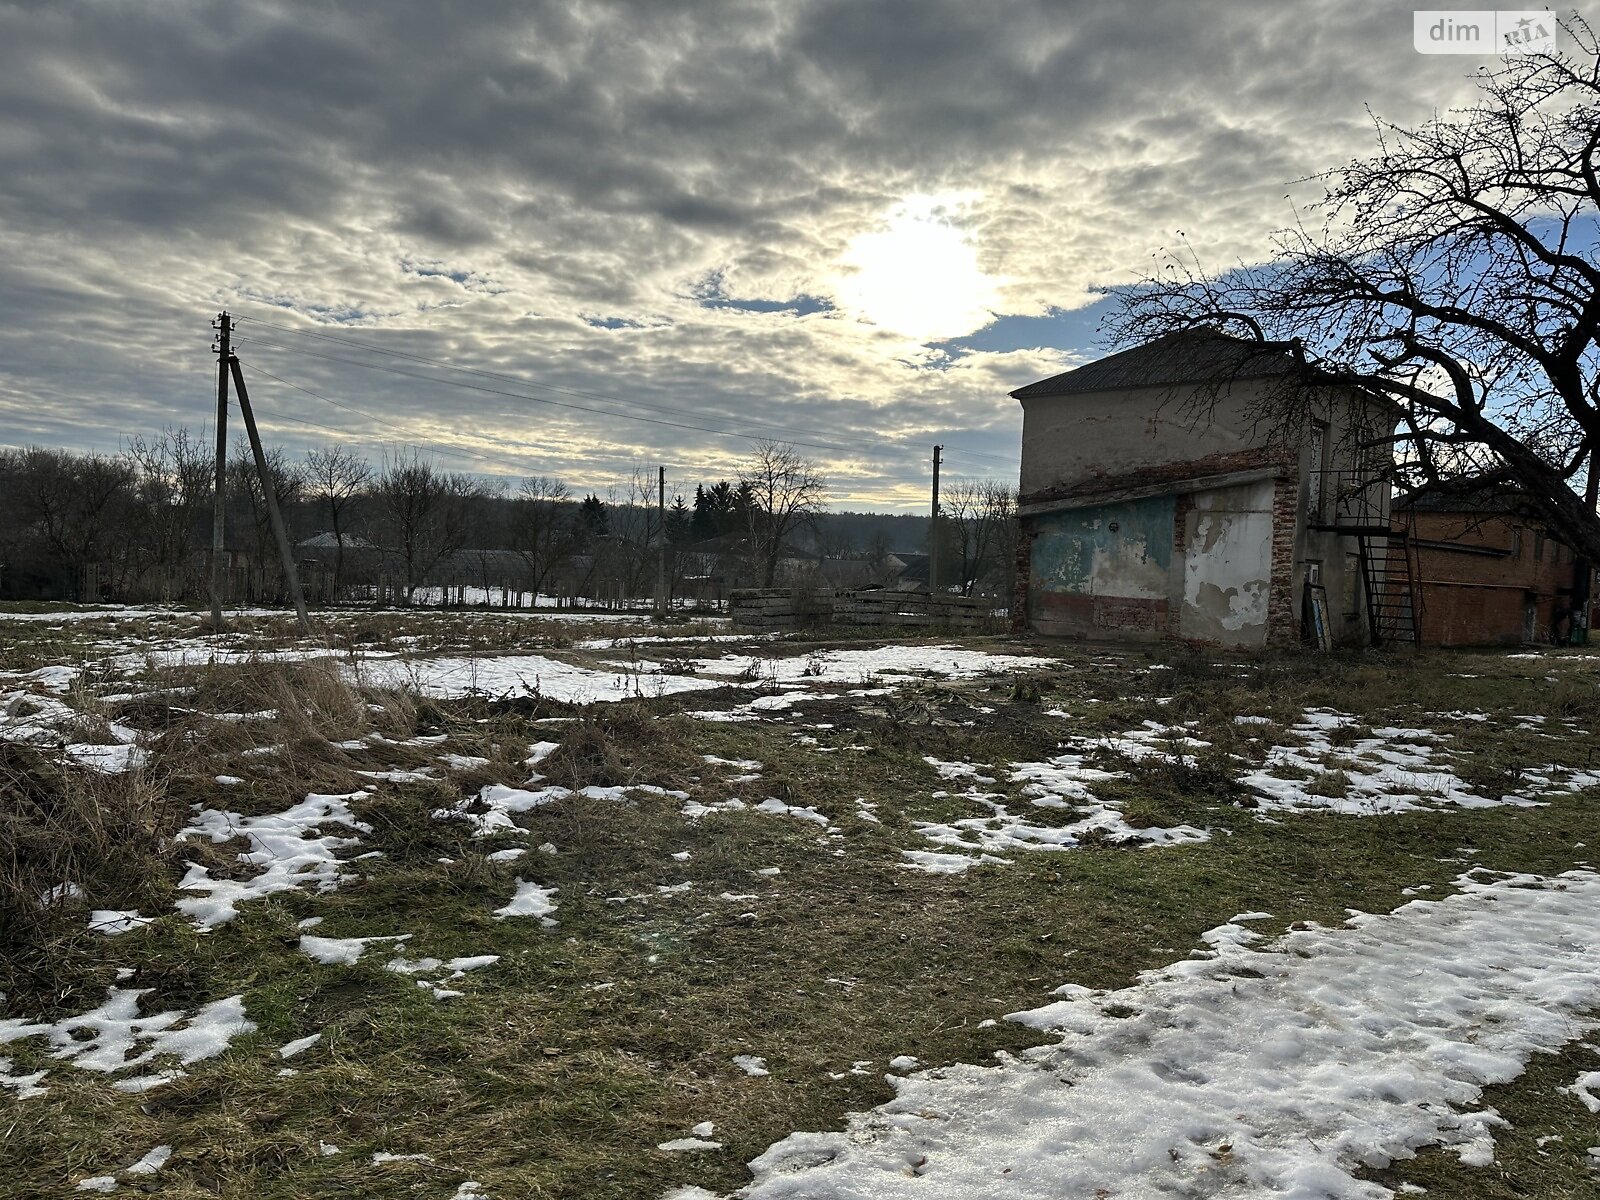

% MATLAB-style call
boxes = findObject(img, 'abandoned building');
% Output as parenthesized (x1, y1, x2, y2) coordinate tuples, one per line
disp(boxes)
(1391, 491, 1599, 646)
(1011, 330, 1405, 649)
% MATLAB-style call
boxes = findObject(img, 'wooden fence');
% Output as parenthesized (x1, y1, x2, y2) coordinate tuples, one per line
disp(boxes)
(729, 588, 998, 630)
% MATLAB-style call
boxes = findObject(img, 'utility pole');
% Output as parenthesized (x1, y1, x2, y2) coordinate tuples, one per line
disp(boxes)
(929, 444, 943, 594)
(656, 465, 667, 617)
(229, 356, 313, 634)
(209, 312, 231, 628)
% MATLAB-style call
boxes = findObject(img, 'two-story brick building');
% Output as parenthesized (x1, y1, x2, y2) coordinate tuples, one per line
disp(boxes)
(1011, 330, 1401, 649)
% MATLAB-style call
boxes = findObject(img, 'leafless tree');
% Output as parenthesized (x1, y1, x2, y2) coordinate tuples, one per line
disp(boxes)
(588, 468, 661, 602)
(864, 530, 898, 585)
(739, 440, 828, 587)
(1107, 19, 1600, 567)
(373, 448, 481, 603)
(124, 428, 211, 599)
(229, 441, 305, 600)
(943, 478, 1017, 596)
(507, 476, 579, 599)
(4, 447, 138, 599)
(305, 444, 372, 597)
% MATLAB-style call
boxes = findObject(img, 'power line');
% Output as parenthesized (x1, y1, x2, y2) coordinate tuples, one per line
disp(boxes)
(237, 317, 890, 456)
(235, 359, 529, 472)
(233, 310, 1018, 465)
(235, 333, 875, 458)
(240, 357, 827, 484)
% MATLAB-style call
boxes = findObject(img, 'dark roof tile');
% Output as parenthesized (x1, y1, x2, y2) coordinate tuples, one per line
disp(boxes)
(1010, 330, 1303, 400)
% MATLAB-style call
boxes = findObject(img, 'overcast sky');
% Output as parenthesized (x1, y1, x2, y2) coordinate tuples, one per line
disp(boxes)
(0, 1, 1502, 510)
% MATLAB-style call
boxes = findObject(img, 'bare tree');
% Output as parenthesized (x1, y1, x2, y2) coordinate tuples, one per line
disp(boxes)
(740, 440, 827, 587)
(943, 478, 1017, 596)
(229, 441, 305, 601)
(373, 448, 481, 603)
(590, 468, 661, 602)
(5, 447, 138, 599)
(125, 428, 211, 600)
(305, 445, 372, 597)
(1108, 20, 1600, 570)
(508, 475, 578, 600)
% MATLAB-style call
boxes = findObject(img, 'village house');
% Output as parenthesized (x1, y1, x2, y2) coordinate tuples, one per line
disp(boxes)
(1392, 491, 1600, 646)
(1010, 330, 1403, 649)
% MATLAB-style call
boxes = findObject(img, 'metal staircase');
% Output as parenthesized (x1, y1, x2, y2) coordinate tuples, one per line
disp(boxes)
(1311, 471, 1423, 647)
(1356, 529, 1420, 646)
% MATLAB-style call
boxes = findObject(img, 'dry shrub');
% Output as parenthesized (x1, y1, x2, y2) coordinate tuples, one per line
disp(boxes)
(539, 709, 698, 792)
(1546, 676, 1600, 724)
(0, 742, 184, 1005)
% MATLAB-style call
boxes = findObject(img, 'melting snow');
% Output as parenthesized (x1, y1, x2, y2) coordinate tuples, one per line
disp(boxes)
(0, 989, 255, 1098)
(175, 792, 372, 927)
(278, 1033, 322, 1058)
(1242, 709, 1534, 815)
(496, 880, 558, 924)
(435, 783, 569, 836)
(716, 870, 1600, 1199)
(352, 654, 722, 703)
(904, 737, 1209, 872)
(687, 645, 1050, 687)
(298, 933, 410, 966)
(86, 910, 154, 937)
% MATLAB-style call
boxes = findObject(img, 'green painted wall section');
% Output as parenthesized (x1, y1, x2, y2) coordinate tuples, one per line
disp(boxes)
(1030, 495, 1176, 599)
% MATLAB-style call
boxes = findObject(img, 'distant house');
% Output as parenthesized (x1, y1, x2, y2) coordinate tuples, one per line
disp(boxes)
(1011, 330, 1403, 648)
(1393, 490, 1599, 646)
(885, 552, 931, 592)
(678, 533, 820, 591)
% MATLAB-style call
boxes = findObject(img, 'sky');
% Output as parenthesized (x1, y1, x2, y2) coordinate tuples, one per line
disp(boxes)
(0, 1, 1509, 511)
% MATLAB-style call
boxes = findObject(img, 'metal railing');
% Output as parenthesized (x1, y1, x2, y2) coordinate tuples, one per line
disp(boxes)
(1309, 469, 1393, 529)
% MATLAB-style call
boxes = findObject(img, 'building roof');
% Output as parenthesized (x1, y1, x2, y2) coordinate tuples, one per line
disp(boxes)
(297, 532, 375, 550)
(1010, 330, 1307, 401)
(1394, 484, 1529, 516)
(892, 553, 931, 584)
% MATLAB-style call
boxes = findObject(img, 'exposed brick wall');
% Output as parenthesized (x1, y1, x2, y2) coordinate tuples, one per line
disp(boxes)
(1406, 511, 1589, 644)
(1265, 468, 1301, 645)
(1010, 529, 1033, 634)
(1032, 591, 1170, 641)
(1019, 446, 1285, 510)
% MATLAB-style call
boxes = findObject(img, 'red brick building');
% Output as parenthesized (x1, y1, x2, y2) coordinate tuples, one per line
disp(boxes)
(1394, 494, 1599, 646)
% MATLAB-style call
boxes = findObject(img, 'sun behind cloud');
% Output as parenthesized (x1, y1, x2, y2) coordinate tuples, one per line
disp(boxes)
(831, 193, 1004, 343)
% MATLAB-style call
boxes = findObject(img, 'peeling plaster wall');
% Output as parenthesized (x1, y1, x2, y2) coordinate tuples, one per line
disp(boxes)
(1028, 495, 1175, 640)
(1019, 383, 1264, 499)
(1178, 481, 1273, 648)
(1027, 482, 1274, 647)
(1016, 375, 1397, 648)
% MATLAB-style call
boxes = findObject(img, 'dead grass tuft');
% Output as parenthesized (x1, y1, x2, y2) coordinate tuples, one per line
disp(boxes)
(539, 709, 701, 793)
(0, 742, 183, 1008)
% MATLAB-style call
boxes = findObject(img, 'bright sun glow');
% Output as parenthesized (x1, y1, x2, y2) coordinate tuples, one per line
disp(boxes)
(833, 193, 1003, 342)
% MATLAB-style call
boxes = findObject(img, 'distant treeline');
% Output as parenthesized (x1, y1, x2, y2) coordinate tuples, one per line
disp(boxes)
(0, 435, 1012, 605)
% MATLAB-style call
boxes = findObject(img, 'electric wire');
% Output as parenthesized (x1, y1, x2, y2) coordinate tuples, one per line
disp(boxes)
(233, 311, 1018, 466)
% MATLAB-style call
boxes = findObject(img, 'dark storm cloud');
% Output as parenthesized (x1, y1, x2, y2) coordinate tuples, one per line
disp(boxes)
(0, 0, 1494, 506)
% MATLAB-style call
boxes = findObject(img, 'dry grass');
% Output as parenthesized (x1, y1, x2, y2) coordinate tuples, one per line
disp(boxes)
(0, 742, 181, 1009)
(5, 616, 1600, 1198)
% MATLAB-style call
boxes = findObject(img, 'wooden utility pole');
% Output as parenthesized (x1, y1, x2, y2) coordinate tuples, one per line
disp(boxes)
(209, 312, 231, 627)
(929, 444, 943, 594)
(228, 355, 312, 634)
(656, 465, 667, 617)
